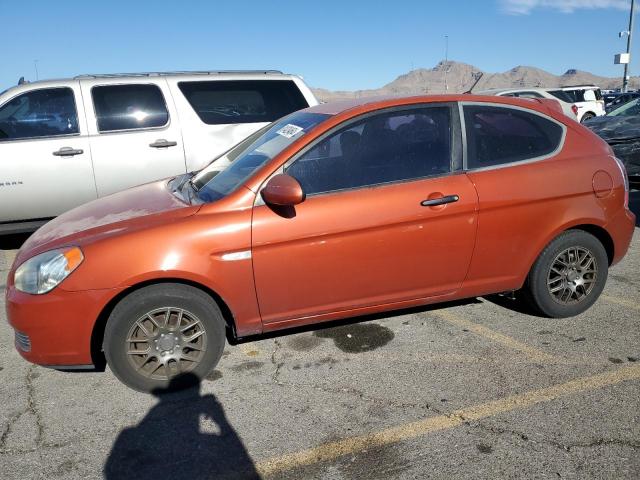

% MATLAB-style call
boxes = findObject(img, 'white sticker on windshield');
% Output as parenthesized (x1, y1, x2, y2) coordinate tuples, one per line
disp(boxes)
(276, 124, 304, 138)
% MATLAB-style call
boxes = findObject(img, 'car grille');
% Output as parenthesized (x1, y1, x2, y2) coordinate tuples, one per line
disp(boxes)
(14, 331, 31, 352)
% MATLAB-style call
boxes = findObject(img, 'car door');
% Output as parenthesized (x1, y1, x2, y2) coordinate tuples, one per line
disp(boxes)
(80, 78, 187, 197)
(251, 104, 479, 325)
(0, 83, 96, 225)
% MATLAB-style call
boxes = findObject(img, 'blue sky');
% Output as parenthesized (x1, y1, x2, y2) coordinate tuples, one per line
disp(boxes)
(0, 0, 637, 91)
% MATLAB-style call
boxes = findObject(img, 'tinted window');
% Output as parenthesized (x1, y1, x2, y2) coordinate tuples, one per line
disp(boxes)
(286, 106, 452, 195)
(464, 105, 563, 169)
(0, 88, 78, 141)
(92, 84, 168, 132)
(505, 91, 544, 99)
(194, 112, 329, 202)
(549, 90, 575, 103)
(178, 80, 308, 125)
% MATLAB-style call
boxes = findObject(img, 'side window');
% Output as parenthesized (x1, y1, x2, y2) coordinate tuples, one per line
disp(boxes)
(285, 106, 452, 195)
(178, 80, 308, 125)
(0, 88, 79, 141)
(92, 84, 168, 132)
(463, 105, 563, 169)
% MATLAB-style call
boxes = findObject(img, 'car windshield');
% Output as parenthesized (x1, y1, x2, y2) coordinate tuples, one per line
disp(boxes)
(607, 98, 640, 117)
(192, 111, 330, 202)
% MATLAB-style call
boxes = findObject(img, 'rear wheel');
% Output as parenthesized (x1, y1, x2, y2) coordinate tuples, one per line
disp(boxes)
(104, 284, 226, 392)
(580, 112, 595, 123)
(523, 230, 608, 318)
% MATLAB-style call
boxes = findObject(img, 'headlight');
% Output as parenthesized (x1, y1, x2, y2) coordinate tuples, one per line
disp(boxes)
(14, 247, 84, 294)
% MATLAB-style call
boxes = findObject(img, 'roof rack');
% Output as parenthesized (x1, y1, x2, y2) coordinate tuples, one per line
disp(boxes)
(73, 70, 284, 79)
(560, 84, 599, 89)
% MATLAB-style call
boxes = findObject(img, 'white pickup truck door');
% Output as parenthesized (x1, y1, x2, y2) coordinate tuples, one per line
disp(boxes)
(80, 78, 187, 197)
(0, 82, 96, 224)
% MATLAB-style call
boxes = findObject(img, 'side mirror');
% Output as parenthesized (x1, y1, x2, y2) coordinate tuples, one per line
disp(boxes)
(261, 174, 305, 206)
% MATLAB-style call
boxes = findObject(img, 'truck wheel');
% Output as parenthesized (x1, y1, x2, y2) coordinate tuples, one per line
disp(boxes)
(523, 230, 608, 318)
(104, 283, 226, 392)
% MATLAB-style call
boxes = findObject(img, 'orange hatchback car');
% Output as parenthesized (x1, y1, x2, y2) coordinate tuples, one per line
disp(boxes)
(6, 95, 635, 391)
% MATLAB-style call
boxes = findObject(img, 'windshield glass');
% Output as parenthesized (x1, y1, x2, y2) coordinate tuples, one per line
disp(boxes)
(608, 98, 640, 117)
(193, 111, 330, 202)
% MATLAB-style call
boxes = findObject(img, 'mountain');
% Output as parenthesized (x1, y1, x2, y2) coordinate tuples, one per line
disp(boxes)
(312, 61, 640, 102)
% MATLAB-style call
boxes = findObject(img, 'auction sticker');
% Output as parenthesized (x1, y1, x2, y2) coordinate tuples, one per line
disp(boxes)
(276, 124, 304, 138)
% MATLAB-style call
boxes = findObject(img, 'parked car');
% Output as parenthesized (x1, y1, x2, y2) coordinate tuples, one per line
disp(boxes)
(0, 71, 318, 234)
(547, 85, 605, 123)
(585, 97, 640, 189)
(477, 87, 578, 120)
(6, 94, 634, 392)
(604, 91, 640, 112)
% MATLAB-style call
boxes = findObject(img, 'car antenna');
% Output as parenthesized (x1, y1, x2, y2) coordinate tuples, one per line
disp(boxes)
(18, 76, 28, 85)
(464, 72, 484, 94)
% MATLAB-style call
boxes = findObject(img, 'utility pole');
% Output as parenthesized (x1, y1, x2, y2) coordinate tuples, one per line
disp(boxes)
(34, 60, 39, 80)
(622, 0, 635, 92)
(445, 35, 448, 63)
(444, 35, 449, 92)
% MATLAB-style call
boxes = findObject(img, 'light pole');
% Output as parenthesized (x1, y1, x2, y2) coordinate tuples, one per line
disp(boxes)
(621, 0, 635, 92)
(444, 35, 449, 92)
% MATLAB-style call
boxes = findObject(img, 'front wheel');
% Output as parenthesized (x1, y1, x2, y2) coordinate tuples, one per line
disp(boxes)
(523, 230, 608, 318)
(104, 284, 226, 392)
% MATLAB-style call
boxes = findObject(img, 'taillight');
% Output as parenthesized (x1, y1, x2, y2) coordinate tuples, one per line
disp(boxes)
(612, 156, 629, 209)
(571, 104, 579, 117)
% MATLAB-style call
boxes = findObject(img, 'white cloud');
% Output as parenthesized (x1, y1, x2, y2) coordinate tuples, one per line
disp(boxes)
(501, 0, 630, 15)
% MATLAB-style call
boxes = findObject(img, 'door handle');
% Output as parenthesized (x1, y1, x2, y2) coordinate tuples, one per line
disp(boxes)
(52, 147, 84, 157)
(149, 139, 177, 148)
(421, 195, 459, 207)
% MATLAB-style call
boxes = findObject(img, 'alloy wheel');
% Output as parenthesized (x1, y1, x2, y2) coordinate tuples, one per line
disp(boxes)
(125, 307, 207, 380)
(547, 246, 597, 305)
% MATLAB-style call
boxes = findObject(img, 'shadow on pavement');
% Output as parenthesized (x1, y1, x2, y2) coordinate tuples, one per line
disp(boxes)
(103, 373, 260, 480)
(0, 232, 30, 250)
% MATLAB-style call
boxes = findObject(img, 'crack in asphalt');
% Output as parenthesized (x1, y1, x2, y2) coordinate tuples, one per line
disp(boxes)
(276, 379, 639, 458)
(0, 365, 44, 453)
(270, 339, 284, 386)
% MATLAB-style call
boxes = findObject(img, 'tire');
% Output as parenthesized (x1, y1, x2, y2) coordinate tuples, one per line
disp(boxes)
(104, 283, 226, 393)
(523, 230, 608, 318)
(580, 112, 595, 123)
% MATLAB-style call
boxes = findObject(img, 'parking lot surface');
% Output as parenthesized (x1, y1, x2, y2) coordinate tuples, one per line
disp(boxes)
(1, 194, 639, 479)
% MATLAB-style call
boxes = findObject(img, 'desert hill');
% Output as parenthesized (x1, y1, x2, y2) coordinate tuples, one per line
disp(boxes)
(313, 61, 639, 102)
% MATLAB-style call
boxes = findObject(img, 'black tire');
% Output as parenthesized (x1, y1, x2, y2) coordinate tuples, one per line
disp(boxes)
(523, 230, 608, 318)
(580, 112, 595, 123)
(104, 283, 226, 393)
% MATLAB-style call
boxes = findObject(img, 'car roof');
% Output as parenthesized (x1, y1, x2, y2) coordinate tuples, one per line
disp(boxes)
(304, 94, 561, 118)
(5, 70, 301, 90)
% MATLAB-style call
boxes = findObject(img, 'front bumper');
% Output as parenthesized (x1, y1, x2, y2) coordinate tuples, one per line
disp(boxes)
(6, 285, 123, 366)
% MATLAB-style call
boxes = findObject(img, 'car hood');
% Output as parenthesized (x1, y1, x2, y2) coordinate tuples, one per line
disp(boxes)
(585, 115, 640, 143)
(16, 180, 200, 265)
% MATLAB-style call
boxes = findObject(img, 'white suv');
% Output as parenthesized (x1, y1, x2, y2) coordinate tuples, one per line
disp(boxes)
(477, 87, 578, 120)
(547, 86, 605, 123)
(0, 71, 318, 233)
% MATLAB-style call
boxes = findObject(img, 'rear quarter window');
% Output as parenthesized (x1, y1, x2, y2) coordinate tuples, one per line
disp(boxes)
(178, 80, 309, 125)
(463, 105, 564, 169)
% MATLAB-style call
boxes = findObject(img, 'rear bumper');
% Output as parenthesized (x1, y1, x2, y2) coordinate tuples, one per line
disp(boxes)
(5, 285, 122, 366)
(606, 207, 636, 266)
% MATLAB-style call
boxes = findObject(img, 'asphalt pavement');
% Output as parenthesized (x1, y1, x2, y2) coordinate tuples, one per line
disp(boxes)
(1, 193, 639, 479)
